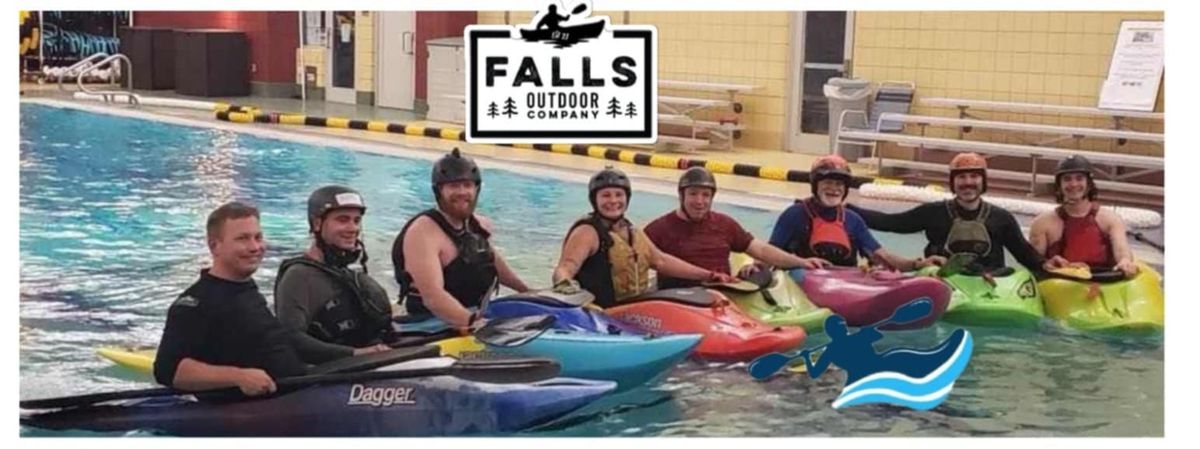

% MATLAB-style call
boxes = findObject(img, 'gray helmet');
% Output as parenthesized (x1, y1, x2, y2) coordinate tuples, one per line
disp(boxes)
(307, 185, 366, 231)
(588, 167, 631, 210)
(678, 166, 717, 194)
(1054, 155, 1098, 202)
(431, 148, 482, 191)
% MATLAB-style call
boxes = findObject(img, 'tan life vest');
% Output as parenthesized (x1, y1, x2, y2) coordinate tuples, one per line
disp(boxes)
(607, 226, 653, 301)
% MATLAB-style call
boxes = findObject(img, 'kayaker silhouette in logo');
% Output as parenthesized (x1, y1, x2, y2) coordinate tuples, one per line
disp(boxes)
(520, 1, 607, 48)
(748, 298, 974, 411)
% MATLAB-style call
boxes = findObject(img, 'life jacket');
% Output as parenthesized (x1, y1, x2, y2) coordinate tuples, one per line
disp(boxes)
(787, 198, 858, 267)
(275, 256, 393, 347)
(392, 209, 498, 317)
(944, 200, 993, 257)
(568, 214, 653, 308)
(1047, 203, 1114, 267)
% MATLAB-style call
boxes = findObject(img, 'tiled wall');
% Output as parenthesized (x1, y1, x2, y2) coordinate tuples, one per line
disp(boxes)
(477, 11, 794, 150)
(853, 11, 1164, 157)
(355, 12, 375, 93)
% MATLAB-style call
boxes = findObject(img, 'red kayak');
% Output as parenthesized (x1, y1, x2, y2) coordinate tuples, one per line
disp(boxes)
(606, 288, 806, 362)
(797, 268, 951, 330)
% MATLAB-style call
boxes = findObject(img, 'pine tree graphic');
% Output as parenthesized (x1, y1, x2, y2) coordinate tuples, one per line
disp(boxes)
(625, 101, 638, 118)
(487, 101, 500, 118)
(607, 97, 622, 118)
(503, 97, 518, 118)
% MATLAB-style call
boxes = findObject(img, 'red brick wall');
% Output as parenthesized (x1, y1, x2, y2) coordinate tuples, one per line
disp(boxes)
(133, 11, 298, 83)
(415, 12, 475, 101)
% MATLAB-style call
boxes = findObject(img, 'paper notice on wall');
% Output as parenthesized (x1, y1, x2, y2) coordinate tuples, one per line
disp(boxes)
(1098, 21, 1163, 112)
(341, 23, 352, 43)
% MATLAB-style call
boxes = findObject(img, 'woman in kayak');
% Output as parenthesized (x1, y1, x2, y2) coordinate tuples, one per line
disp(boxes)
(1028, 155, 1140, 278)
(769, 155, 934, 271)
(552, 167, 735, 307)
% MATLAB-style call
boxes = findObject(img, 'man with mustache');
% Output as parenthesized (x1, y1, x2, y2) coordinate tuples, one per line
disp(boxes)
(1027, 155, 1140, 277)
(769, 155, 931, 270)
(847, 152, 1064, 273)
(645, 166, 831, 289)
(154, 202, 309, 397)
(274, 186, 394, 365)
(392, 148, 530, 328)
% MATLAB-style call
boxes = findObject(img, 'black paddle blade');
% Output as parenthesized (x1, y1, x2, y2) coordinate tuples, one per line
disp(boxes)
(571, 3, 588, 15)
(449, 357, 561, 383)
(20, 388, 175, 410)
(308, 345, 441, 376)
(473, 315, 555, 348)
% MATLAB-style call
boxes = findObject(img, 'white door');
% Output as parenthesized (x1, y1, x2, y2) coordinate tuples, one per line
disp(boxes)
(375, 11, 416, 110)
(786, 11, 856, 154)
(326, 11, 358, 104)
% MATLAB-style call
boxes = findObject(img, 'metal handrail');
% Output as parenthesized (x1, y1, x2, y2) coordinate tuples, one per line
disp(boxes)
(56, 52, 109, 90)
(76, 54, 134, 100)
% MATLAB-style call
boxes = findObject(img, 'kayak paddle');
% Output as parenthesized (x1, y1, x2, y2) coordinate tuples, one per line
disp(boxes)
(1046, 264, 1093, 281)
(388, 314, 554, 349)
(747, 298, 934, 380)
(1127, 230, 1164, 252)
(20, 357, 561, 411)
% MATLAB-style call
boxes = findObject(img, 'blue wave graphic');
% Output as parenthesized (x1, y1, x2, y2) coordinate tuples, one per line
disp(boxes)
(832, 330, 973, 410)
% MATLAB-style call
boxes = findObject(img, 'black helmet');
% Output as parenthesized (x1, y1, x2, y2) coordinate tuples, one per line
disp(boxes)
(307, 185, 366, 231)
(588, 167, 631, 210)
(678, 166, 717, 194)
(1054, 155, 1097, 202)
(431, 148, 482, 190)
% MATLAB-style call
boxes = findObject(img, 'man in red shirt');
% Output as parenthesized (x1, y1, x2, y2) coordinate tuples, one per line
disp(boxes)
(645, 167, 830, 289)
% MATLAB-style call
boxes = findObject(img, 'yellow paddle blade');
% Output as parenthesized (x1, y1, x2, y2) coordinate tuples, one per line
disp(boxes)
(1049, 265, 1093, 280)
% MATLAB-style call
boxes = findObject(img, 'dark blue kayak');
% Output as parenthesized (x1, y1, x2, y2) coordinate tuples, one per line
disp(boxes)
(21, 359, 616, 436)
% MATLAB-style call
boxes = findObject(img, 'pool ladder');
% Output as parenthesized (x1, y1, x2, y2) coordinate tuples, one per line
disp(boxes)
(57, 52, 139, 105)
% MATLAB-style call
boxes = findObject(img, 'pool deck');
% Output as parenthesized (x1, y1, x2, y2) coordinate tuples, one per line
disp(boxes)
(19, 83, 1163, 266)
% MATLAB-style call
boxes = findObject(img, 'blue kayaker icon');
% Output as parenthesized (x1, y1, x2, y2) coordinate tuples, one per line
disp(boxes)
(748, 298, 973, 411)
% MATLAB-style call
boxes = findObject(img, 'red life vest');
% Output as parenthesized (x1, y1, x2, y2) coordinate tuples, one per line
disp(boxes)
(804, 199, 855, 266)
(1048, 204, 1114, 267)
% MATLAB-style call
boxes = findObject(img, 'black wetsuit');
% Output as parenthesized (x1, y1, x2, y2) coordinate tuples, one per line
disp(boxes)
(847, 200, 1045, 272)
(274, 258, 394, 364)
(154, 269, 308, 387)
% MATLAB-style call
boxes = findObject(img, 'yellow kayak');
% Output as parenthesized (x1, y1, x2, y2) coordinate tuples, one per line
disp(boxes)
(96, 346, 156, 374)
(1039, 261, 1164, 335)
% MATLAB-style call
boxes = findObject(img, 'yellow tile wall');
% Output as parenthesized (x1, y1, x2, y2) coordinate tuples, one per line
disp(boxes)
(298, 46, 326, 86)
(479, 11, 794, 150)
(355, 12, 375, 93)
(854, 11, 1164, 157)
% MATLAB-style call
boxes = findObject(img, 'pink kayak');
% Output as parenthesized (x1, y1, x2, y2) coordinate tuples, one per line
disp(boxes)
(795, 268, 951, 330)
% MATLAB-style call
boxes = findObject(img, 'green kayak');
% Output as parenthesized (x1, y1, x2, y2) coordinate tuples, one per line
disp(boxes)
(918, 265, 1045, 328)
(718, 253, 833, 333)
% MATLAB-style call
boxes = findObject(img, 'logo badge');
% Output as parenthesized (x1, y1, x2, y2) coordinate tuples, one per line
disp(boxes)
(466, 1, 657, 143)
(748, 298, 974, 411)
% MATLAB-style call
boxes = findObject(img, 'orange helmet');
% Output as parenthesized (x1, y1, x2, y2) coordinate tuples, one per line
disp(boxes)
(948, 152, 988, 194)
(810, 155, 853, 197)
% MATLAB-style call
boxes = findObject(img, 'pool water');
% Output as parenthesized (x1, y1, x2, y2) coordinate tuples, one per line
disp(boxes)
(18, 102, 1163, 436)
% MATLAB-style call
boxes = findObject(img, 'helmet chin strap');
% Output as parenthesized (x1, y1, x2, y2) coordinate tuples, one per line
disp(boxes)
(316, 232, 366, 270)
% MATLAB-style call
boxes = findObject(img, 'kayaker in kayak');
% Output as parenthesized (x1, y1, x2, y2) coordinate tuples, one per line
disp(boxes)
(1028, 155, 1140, 277)
(273, 186, 395, 364)
(552, 167, 736, 307)
(153, 202, 308, 397)
(645, 167, 830, 289)
(392, 148, 531, 328)
(769, 155, 934, 271)
(847, 152, 1066, 274)
(534, 4, 569, 30)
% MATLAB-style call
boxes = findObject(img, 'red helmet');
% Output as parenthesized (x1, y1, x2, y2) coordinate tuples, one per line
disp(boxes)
(810, 155, 853, 198)
(948, 152, 988, 194)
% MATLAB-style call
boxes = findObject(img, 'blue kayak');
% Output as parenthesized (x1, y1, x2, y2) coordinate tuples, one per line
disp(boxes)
(20, 358, 616, 436)
(402, 296, 700, 390)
